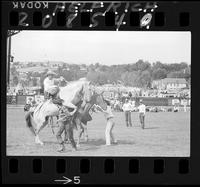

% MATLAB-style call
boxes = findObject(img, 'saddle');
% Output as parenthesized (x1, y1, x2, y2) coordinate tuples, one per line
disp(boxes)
(52, 97, 64, 106)
(49, 88, 64, 106)
(46, 86, 63, 105)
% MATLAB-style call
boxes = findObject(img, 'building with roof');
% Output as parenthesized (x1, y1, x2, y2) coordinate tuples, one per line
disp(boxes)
(152, 78, 187, 90)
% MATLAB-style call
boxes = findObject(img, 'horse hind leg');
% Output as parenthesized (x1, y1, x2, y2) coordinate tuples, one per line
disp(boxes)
(35, 134, 44, 145)
(25, 112, 44, 145)
(35, 121, 48, 146)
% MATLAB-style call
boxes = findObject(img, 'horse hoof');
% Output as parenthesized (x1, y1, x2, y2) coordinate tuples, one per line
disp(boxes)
(57, 146, 65, 152)
(76, 144, 80, 148)
(35, 140, 44, 145)
(35, 142, 44, 146)
(38, 142, 44, 146)
(57, 148, 65, 152)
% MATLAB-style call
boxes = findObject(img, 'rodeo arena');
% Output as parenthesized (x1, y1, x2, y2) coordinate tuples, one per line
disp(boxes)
(7, 71, 190, 156)
(6, 31, 190, 157)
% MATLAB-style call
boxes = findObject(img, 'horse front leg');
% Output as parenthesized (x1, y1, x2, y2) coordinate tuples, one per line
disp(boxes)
(75, 118, 83, 148)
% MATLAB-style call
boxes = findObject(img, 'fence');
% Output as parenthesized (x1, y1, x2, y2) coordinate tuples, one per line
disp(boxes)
(128, 97, 190, 107)
(7, 94, 190, 107)
(7, 95, 17, 104)
(7, 94, 44, 105)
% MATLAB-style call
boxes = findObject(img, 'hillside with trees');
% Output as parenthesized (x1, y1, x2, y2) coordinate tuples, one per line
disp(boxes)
(85, 60, 190, 87)
(10, 60, 191, 88)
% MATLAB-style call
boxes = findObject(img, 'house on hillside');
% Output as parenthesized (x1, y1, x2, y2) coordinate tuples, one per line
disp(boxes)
(152, 78, 187, 90)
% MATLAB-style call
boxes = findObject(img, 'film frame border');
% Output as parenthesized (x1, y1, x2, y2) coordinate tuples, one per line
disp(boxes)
(1, 0, 200, 184)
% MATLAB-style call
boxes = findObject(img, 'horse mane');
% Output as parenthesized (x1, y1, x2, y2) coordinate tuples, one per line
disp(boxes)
(59, 79, 90, 106)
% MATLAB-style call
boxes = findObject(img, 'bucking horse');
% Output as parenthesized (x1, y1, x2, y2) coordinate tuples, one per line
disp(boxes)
(25, 78, 107, 151)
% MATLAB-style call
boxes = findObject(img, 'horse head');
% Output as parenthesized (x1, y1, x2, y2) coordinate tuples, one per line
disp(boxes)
(82, 80, 94, 103)
(63, 79, 92, 106)
(90, 89, 107, 111)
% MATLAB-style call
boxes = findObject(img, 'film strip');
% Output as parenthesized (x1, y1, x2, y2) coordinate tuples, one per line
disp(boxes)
(1, 0, 200, 185)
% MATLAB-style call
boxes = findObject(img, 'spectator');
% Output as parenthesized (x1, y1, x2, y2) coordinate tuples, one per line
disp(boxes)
(122, 99, 132, 127)
(138, 99, 146, 129)
(128, 91, 132, 98)
(174, 104, 179, 112)
(183, 99, 187, 112)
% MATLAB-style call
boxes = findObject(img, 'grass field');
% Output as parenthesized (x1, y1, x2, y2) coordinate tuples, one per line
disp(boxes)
(6, 106, 190, 156)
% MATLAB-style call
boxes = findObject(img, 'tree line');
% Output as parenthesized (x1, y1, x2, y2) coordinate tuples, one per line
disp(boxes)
(10, 60, 191, 88)
(86, 60, 191, 87)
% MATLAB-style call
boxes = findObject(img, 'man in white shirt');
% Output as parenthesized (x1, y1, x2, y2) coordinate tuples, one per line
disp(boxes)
(95, 100, 117, 146)
(122, 99, 132, 127)
(138, 99, 146, 129)
(44, 71, 57, 96)
(43, 70, 64, 101)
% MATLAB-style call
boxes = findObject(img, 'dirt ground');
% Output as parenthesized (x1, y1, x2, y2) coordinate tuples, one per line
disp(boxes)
(6, 106, 190, 157)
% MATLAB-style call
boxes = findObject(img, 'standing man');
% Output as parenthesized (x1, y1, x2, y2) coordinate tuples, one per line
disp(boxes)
(95, 100, 117, 146)
(138, 99, 146, 129)
(56, 107, 77, 152)
(122, 98, 132, 127)
(183, 98, 187, 112)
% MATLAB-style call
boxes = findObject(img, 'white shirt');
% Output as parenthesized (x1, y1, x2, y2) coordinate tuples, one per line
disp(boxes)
(131, 101, 135, 107)
(122, 103, 132, 111)
(138, 104, 146, 114)
(104, 106, 114, 119)
(43, 77, 55, 92)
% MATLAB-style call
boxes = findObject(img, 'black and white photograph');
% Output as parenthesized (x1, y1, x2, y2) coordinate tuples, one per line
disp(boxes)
(6, 30, 191, 156)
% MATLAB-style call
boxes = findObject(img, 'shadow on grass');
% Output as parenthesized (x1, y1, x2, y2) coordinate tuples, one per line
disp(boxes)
(40, 138, 136, 152)
(83, 138, 135, 146)
(83, 139, 133, 152)
(143, 127, 159, 129)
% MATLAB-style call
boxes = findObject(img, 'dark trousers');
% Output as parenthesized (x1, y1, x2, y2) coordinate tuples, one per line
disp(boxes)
(56, 120, 76, 148)
(125, 111, 132, 127)
(139, 113, 145, 129)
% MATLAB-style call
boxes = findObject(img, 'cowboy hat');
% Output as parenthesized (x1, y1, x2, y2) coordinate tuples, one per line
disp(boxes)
(46, 70, 56, 76)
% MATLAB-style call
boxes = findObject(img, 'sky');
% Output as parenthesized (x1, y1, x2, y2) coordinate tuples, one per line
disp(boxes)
(11, 31, 191, 65)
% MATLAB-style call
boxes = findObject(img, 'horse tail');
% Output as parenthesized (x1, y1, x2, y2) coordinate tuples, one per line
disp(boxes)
(25, 112, 36, 136)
